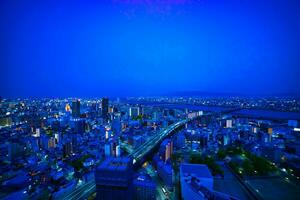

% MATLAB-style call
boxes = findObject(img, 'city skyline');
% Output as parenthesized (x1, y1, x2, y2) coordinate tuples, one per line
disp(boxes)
(1, 1, 300, 199)
(1, 0, 300, 97)
(1, 96, 300, 200)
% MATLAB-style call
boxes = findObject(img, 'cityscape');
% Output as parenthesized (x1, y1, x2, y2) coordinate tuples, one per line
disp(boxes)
(1, 1, 300, 200)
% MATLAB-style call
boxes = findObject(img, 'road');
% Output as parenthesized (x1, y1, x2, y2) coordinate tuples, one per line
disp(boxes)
(56, 180, 95, 200)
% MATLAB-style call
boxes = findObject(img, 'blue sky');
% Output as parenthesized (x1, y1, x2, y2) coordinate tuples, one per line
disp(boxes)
(1, 0, 300, 97)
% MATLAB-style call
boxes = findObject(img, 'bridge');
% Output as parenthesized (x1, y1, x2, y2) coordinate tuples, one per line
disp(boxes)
(129, 118, 189, 166)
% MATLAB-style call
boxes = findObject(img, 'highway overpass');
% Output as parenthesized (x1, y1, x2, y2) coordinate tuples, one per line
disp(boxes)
(129, 118, 189, 166)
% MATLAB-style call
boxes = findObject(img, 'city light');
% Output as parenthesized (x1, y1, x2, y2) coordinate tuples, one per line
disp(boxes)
(1, 1, 300, 200)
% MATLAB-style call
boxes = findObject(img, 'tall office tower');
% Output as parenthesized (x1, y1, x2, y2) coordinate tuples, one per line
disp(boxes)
(159, 139, 173, 162)
(129, 106, 140, 118)
(72, 99, 81, 118)
(63, 139, 73, 158)
(112, 118, 121, 134)
(8, 139, 23, 162)
(140, 105, 144, 115)
(72, 133, 79, 153)
(95, 157, 133, 200)
(226, 119, 233, 128)
(72, 119, 85, 134)
(101, 98, 109, 120)
(165, 140, 173, 161)
(116, 145, 121, 157)
(104, 142, 112, 157)
(133, 174, 157, 200)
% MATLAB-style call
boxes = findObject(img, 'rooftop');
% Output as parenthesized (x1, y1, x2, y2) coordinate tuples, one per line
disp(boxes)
(180, 163, 213, 179)
(97, 157, 132, 172)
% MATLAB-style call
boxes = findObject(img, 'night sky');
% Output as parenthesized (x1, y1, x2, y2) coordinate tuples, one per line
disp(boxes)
(1, 0, 300, 98)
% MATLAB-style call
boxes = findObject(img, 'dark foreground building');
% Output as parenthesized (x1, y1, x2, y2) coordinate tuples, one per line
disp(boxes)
(95, 157, 133, 200)
(133, 174, 156, 200)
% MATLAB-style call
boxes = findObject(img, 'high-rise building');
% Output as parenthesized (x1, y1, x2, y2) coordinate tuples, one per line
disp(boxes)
(129, 106, 140, 118)
(72, 119, 85, 134)
(133, 174, 156, 200)
(104, 139, 119, 157)
(226, 119, 233, 128)
(71, 133, 79, 153)
(175, 132, 185, 148)
(159, 139, 173, 162)
(112, 118, 121, 134)
(116, 145, 121, 157)
(101, 98, 109, 120)
(8, 139, 23, 162)
(104, 142, 112, 157)
(95, 157, 133, 200)
(63, 140, 73, 158)
(72, 99, 81, 118)
(105, 126, 112, 140)
(48, 137, 57, 148)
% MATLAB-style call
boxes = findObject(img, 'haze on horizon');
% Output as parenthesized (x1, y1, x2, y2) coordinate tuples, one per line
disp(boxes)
(1, 0, 300, 98)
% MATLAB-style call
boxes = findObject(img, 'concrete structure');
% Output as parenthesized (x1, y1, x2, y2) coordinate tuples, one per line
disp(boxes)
(101, 98, 109, 121)
(95, 157, 133, 200)
(180, 164, 213, 190)
(104, 142, 112, 157)
(159, 139, 173, 162)
(129, 106, 141, 118)
(72, 99, 80, 118)
(180, 163, 238, 200)
(133, 174, 156, 200)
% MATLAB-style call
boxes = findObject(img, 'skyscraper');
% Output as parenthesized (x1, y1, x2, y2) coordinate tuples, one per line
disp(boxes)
(129, 106, 140, 118)
(101, 98, 109, 120)
(159, 139, 173, 162)
(95, 157, 133, 200)
(72, 99, 81, 118)
(112, 117, 121, 134)
(104, 142, 112, 157)
(133, 174, 156, 200)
